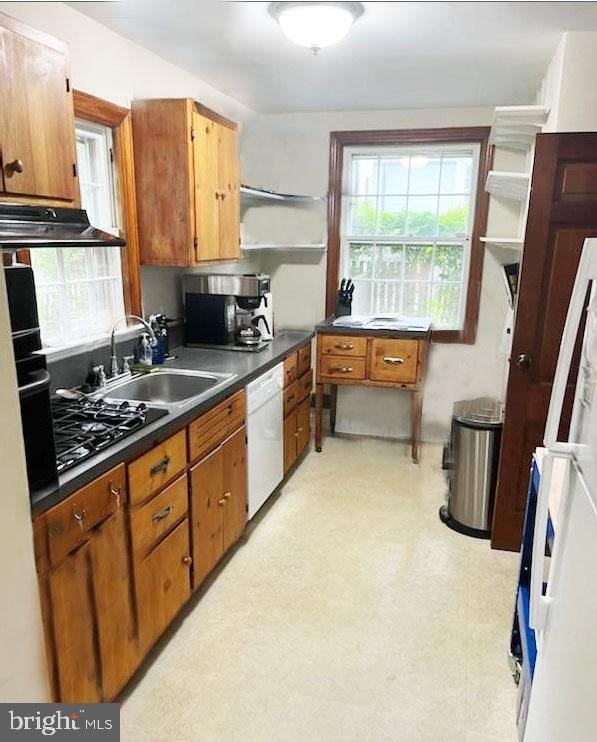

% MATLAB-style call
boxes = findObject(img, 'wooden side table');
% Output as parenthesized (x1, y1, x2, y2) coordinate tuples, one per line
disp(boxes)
(314, 319, 431, 463)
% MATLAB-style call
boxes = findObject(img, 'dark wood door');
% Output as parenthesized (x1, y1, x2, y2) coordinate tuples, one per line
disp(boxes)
(492, 133, 597, 551)
(222, 426, 247, 553)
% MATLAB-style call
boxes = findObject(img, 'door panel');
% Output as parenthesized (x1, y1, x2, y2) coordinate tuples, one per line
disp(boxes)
(190, 444, 224, 588)
(1, 26, 77, 200)
(193, 111, 220, 262)
(492, 133, 597, 551)
(217, 123, 240, 260)
(222, 426, 247, 552)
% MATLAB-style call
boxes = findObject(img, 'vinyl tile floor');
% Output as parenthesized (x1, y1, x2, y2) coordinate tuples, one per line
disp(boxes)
(120, 435, 519, 742)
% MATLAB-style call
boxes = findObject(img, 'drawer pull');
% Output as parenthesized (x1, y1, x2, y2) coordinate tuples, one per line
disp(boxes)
(109, 481, 121, 507)
(383, 356, 405, 365)
(73, 508, 86, 531)
(152, 504, 174, 523)
(334, 343, 354, 351)
(330, 365, 353, 373)
(150, 455, 171, 477)
(218, 498, 226, 507)
(182, 555, 193, 566)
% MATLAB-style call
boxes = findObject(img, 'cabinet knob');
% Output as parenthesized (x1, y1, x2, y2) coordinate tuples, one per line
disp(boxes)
(73, 508, 86, 531)
(5, 159, 24, 175)
(516, 353, 532, 370)
(109, 481, 121, 507)
(223, 491, 231, 500)
(334, 343, 354, 351)
(218, 498, 226, 506)
(330, 365, 353, 374)
(182, 556, 192, 566)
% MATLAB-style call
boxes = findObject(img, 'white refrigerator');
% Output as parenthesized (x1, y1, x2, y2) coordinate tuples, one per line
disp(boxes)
(524, 238, 597, 740)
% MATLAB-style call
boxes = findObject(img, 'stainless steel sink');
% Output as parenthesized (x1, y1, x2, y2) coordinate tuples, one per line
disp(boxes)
(101, 368, 235, 407)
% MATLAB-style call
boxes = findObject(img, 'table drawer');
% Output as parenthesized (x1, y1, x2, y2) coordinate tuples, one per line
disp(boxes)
(130, 473, 189, 557)
(298, 368, 313, 402)
(369, 338, 418, 383)
(128, 430, 187, 506)
(284, 353, 298, 387)
(188, 389, 245, 462)
(42, 464, 126, 567)
(320, 334, 367, 357)
(319, 356, 366, 380)
(284, 381, 299, 417)
(297, 343, 311, 377)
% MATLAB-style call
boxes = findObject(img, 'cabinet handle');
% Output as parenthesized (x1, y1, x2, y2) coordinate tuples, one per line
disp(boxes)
(150, 455, 171, 477)
(182, 556, 193, 566)
(334, 343, 354, 351)
(218, 498, 226, 506)
(73, 508, 86, 532)
(330, 365, 353, 373)
(297, 427, 304, 433)
(294, 431, 299, 438)
(109, 481, 121, 507)
(152, 504, 174, 523)
(287, 394, 295, 403)
(6, 159, 24, 175)
(383, 357, 405, 365)
(223, 491, 231, 500)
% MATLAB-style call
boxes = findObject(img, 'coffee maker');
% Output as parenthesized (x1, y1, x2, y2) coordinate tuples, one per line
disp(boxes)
(183, 273, 274, 352)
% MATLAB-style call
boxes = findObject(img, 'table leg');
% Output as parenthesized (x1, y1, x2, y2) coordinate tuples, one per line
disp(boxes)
(315, 382, 324, 452)
(411, 390, 422, 464)
(330, 384, 338, 435)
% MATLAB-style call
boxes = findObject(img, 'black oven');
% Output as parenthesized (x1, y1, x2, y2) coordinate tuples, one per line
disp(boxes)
(5, 264, 58, 497)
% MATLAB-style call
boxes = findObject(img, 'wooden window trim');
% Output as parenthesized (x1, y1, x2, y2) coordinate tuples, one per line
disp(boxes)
(326, 127, 492, 344)
(73, 89, 142, 316)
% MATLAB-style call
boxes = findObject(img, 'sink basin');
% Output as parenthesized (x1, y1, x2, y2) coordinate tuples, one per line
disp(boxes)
(102, 369, 234, 407)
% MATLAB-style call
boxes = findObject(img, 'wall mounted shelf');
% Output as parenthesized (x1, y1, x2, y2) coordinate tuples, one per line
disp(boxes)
(240, 185, 324, 204)
(480, 236, 523, 251)
(240, 243, 327, 252)
(489, 105, 549, 151)
(485, 171, 530, 201)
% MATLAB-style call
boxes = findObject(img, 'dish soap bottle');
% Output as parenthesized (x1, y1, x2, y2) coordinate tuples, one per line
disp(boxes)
(136, 333, 153, 366)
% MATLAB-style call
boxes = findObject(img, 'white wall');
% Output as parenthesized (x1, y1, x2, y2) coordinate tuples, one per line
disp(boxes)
(0, 274, 49, 702)
(242, 108, 520, 441)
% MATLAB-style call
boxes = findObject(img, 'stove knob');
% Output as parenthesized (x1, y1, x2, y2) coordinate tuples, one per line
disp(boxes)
(137, 403, 147, 412)
(119, 401, 130, 410)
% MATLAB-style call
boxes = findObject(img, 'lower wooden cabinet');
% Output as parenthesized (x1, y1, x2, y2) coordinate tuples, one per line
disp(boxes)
(284, 407, 298, 474)
(284, 397, 311, 473)
(190, 425, 247, 589)
(135, 519, 192, 653)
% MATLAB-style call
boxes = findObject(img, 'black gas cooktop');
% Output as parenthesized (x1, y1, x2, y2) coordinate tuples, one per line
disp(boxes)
(51, 397, 168, 474)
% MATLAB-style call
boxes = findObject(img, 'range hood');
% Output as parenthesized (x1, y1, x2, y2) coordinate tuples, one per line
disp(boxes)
(0, 203, 126, 249)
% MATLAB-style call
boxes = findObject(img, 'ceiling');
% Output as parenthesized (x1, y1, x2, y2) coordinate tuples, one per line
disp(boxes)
(69, 1, 597, 113)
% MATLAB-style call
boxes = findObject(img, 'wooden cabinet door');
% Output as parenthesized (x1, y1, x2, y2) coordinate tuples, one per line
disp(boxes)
(193, 111, 220, 262)
(0, 24, 78, 201)
(297, 397, 311, 456)
(47, 542, 101, 702)
(284, 409, 298, 474)
(136, 520, 191, 652)
(217, 123, 240, 260)
(190, 444, 225, 588)
(222, 426, 247, 552)
(89, 509, 138, 700)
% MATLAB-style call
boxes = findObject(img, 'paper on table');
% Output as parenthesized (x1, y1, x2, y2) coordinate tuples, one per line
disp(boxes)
(333, 313, 431, 332)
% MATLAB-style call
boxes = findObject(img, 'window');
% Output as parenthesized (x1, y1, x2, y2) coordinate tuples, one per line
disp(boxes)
(341, 143, 480, 330)
(30, 120, 125, 349)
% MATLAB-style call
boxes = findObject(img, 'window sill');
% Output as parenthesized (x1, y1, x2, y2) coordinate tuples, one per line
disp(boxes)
(39, 324, 144, 363)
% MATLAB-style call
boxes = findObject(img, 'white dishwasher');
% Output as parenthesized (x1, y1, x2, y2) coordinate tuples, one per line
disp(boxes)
(246, 362, 284, 519)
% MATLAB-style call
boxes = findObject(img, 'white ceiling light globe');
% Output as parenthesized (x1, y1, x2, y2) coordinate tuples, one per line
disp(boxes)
(269, 2, 364, 53)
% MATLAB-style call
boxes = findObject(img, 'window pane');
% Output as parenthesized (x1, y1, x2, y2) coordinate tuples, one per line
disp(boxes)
(408, 156, 441, 194)
(30, 249, 60, 284)
(347, 242, 374, 278)
(375, 244, 404, 279)
(350, 279, 372, 315)
(379, 158, 409, 195)
(373, 280, 402, 314)
(434, 244, 464, 282)
(351, 157, 378, 195)
(407, 196, 438, 237)
(403, 282, 430, 317)
(62, 248, 89, 281)
(405, 244, 434, 281)
(348, 197, 377, 236)
(440, 154, 473, 194)
(377, 195, 407, 236)
(438, 195, 468, 237)
(431, 284, 462, 328)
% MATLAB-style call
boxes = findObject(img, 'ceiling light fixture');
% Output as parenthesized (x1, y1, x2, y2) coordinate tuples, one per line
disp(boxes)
(269, 2, 364, 55)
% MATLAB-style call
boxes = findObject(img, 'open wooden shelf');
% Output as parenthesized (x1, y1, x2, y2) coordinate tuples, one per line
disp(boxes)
(480, 236, 523, 250)
(489, 105, 549, 150)
(485, 171, 530, 201)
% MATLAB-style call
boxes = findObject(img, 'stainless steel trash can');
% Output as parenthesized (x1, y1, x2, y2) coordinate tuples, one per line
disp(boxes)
(439, 397, 503, 539)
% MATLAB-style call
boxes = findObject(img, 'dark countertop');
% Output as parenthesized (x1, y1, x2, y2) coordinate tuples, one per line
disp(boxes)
(315, 316, 431, 339)
(32, 330, 313, 516)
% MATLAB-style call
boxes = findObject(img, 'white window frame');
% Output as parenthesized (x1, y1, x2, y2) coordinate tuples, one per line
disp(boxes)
(340, 142, 481, 330)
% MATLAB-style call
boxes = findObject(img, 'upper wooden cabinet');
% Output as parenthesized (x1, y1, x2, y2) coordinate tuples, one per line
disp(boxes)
(0, 13, 79, 204)
(131, 98, 240, 266)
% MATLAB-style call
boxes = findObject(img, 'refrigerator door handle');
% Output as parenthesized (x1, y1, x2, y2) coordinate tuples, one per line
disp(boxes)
(545, 238, 597, 449)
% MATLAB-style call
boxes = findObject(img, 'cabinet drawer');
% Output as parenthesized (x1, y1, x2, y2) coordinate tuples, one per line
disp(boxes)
(130, 474, 188, 557)
(319, 355, 366, 380)
(369, 338, 418, 383)
(297, 343, 311, 377)
(42, 464, 126, 567)
(128, 430, 187, 506)
(283, 380, 299, 417)
(320, 334, 367, 357)
(298, 369, 313, 402)
(188, 389, 245, 462)
(283, 353, 298, 387)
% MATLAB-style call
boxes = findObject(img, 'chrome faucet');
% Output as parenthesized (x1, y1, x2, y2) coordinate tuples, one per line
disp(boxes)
(110, 314, 157, 377)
